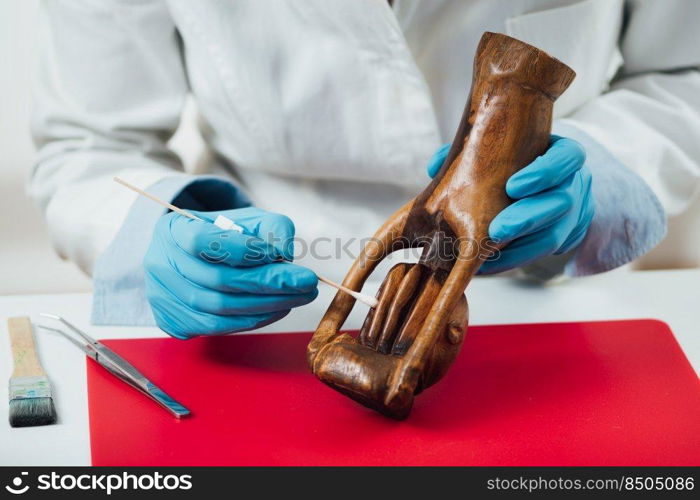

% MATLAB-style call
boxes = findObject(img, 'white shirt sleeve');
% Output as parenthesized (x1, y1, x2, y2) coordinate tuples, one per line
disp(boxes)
(30, 0, 189, 275)
(560, 0, 700, 218)
(516, 0, 700, 278)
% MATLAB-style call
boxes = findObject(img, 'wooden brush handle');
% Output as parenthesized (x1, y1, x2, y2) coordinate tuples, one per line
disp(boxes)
(8, 317, 46, 378)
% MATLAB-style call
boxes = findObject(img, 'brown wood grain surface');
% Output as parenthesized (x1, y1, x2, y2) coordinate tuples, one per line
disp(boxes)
(308, 32, 575, 419)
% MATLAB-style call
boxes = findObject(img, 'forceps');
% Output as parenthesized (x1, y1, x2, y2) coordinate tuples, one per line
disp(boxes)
(38, 313, 190, 418)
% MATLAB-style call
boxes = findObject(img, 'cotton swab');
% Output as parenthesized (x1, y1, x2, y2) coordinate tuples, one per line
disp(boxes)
(113, 177, 379, 308)
(316, 276, 379, 308)
(212, 214, 245, 233)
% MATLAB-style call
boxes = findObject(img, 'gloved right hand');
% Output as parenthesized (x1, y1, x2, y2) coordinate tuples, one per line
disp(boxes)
(426, 136, 593, 274)
(144, 207, 318, 339)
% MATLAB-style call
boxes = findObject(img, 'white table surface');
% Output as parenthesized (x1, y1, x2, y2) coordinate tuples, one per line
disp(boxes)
(1, 268, 698, 466)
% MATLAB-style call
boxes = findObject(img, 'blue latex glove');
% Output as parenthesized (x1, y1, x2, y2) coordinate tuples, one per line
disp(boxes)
(144, 207, 318, 339)
(427, 135, 594, 274)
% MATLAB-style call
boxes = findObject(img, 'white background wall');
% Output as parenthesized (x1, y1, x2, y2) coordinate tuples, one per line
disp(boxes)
(0, 0, 92, 294)
(1, 0, 696, 297)
(0, 0, 203, 295)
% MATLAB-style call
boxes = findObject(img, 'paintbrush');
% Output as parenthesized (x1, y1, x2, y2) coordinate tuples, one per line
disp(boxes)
(113, 177, 379, 308)
(8, 317, 57, 427)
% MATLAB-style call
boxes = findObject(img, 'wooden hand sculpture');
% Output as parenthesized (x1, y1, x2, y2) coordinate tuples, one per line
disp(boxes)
(308, 32, 575, 419)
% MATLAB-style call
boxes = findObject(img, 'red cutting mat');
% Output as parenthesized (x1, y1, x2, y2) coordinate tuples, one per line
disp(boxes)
(87, 320, 700, 466)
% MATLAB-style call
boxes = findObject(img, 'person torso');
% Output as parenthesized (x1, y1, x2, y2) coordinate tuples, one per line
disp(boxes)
(165, 0, 624, 277)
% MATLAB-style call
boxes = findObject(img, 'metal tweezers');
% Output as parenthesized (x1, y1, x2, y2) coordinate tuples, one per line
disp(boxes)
(38, 313, 190, 418)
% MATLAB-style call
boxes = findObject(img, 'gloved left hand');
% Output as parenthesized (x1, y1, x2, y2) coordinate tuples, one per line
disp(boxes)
(426, 135, 594, 274)
(144, 207, 318, 339)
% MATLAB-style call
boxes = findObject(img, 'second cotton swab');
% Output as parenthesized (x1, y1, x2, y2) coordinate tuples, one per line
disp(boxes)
(113, 177, 379, 308)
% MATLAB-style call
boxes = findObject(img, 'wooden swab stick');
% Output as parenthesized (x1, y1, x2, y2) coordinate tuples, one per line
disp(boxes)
(113, 177, 204, 222)
(113, 177, 379, 308)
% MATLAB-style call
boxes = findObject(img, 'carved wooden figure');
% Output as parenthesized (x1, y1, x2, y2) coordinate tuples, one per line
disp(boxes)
(308, 32, 576, 419)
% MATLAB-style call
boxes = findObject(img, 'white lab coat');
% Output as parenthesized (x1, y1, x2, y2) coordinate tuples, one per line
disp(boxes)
(32, 0, 700, 282)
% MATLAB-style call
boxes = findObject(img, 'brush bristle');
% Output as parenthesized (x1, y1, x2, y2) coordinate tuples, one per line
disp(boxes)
(9, 397, 57, 427)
